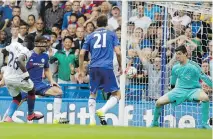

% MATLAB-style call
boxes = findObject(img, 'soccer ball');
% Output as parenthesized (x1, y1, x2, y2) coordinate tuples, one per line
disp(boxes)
(126, 66, 137, 78)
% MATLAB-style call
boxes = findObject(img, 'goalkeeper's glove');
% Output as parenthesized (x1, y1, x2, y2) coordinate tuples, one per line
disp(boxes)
(21, 72, 30, 82)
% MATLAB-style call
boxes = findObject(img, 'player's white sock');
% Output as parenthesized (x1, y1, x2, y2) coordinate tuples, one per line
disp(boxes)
(53, 98, 62, 121)
(101, 96, 119, 114)
(88, 98, 96, 122)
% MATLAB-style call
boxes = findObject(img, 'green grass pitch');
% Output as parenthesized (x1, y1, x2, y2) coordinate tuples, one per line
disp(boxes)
(0, 123, 211, 139)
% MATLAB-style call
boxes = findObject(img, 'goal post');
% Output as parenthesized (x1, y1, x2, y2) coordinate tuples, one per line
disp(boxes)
(119, 0, 128, 126)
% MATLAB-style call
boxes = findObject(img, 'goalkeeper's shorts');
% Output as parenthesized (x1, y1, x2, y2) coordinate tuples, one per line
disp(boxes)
(167, 88, 202, 107)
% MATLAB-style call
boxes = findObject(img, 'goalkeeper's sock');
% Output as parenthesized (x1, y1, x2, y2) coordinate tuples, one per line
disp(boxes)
(101, 96, 119, 114)
(53, 97, 62, 121)
(27, 91, 35, 115)
(7, 100, 20, 118)
(88, 98, 96, 122)
(152, 106, 162, 125)
(201, 101, 209, 125)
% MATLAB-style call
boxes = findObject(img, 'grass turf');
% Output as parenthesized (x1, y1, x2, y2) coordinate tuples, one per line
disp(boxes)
(0, 123, 211, 139)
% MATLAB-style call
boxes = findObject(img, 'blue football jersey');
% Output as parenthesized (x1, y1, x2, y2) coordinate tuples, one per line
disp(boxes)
(82, 28, 120, 69)
(26, 52, 49, 83)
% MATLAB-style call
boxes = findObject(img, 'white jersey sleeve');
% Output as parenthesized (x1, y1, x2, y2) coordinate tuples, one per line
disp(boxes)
(4, 42, 31, 77)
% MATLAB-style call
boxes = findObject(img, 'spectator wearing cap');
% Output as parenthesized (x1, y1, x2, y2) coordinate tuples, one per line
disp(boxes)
(108, 6, 121, 31)
(44, 0, 64, 30)
(45, 35, 58, 82)
(20, 0, 39, 23)
(62, 1, 82, 30)
(50, 36, 79, 85)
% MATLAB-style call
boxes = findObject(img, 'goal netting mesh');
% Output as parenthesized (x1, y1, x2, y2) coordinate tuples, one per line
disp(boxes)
(124, 1, 212, 128)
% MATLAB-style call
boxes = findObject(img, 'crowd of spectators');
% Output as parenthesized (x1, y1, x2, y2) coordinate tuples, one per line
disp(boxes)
(0, 0, 212, 101)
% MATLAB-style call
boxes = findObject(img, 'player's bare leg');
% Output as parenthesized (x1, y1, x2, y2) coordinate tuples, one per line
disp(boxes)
(151, 94, 170, 127)
(196, 91, 211, 129)
(45, 86, 69, 124)
(96, 90, 121, 125)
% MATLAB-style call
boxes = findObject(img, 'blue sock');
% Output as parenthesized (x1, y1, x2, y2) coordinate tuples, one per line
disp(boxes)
(27, 93, 35, 115)
(7, 100, 19, 118)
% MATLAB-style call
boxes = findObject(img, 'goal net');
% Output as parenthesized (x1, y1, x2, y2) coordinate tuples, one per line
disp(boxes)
(123, 1, 212, 128)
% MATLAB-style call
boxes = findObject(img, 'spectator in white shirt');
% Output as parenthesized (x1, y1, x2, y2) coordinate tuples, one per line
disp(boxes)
(129, 4, 152, 33)
(108, 6, 121, 31)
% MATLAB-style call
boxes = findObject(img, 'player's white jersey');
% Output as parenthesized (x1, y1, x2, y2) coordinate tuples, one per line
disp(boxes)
(3, 42, 31, 78)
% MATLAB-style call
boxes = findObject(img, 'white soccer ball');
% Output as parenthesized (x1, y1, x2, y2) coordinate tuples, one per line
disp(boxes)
(126, 66, 137, 78)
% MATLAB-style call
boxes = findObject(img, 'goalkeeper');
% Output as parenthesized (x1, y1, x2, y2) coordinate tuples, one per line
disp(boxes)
(151, 45, 212, 129)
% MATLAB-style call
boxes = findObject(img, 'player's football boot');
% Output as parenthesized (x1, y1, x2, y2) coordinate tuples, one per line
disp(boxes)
(4, 116, 13, 122)
(53, 118, 69, 124)
(150, 122, 159, 127)
(96, 109, 107, 125)
(201, 124, 212, 129)
(27, 113, 44, 121)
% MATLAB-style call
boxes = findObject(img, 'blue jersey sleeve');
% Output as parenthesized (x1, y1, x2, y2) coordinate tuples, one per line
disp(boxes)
(82, 35, 90, 51)
(44, 55, 49, 69)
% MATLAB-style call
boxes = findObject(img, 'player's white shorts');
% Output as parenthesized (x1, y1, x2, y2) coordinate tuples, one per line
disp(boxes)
(4, 76, 34, 97)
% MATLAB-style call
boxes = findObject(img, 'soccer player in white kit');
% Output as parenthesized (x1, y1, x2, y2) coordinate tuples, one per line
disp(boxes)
(0, 34, 44, 122)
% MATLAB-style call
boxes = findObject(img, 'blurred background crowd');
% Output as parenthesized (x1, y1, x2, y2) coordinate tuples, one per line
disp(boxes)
(0, 0, 212, 101)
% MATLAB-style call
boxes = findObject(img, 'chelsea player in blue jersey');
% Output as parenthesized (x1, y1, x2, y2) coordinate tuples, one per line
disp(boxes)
(25, 36, 69, 124)
(79, 15, 122, 125)
(151, 45, 212, 129)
